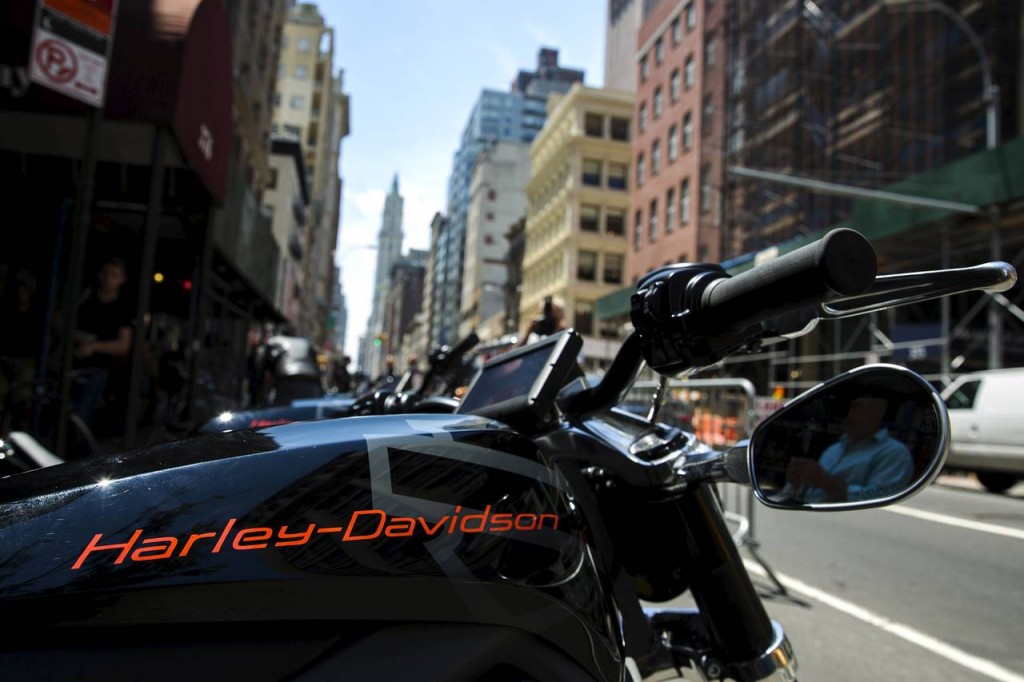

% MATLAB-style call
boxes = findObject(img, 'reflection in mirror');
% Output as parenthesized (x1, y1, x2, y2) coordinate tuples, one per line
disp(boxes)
(750, 365, 948, 510)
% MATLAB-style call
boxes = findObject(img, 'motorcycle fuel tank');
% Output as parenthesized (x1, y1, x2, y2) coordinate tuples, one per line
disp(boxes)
(0, 415, 621, 680)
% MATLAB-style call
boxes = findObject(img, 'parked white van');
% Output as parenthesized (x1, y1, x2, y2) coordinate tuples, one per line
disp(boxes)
(940, 368, 1024, 493)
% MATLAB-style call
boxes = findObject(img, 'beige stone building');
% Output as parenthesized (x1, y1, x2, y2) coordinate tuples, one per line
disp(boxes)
(264, 139, 310, 323)
(272, 2, 350, 347)
(522, 84, 634, 369)
(230, 2, 288, 203)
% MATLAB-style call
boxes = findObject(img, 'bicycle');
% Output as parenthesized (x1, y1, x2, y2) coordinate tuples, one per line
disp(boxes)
(0, 362, 100, 472)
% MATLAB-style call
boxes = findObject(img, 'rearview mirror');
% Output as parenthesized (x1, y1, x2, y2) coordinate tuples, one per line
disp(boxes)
(749, 364, 949, 510)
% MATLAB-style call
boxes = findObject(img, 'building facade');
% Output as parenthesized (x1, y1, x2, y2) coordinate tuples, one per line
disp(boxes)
(273, 2, 350, 345)
(629, 0, 728, 283)
(724, 0, 1020, 257)
(433, 48, 585, 348)
(361, 176, 404, 374)
(384, 250, 428, 370)
(606, 0, 645, 92)
(523, 84, 634, 369)
(265, 138, 310, 323)
(229, 2, 288, 203)
(460, 141, 532, 340)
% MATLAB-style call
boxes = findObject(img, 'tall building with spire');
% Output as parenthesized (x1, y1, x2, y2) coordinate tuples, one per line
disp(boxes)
(360, 174, 404, 373)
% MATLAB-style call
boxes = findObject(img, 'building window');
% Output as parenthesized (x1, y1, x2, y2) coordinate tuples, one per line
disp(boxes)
(681, 178, 691, 224)
(297, 37, 312, 52)
(670, 69, 681, 102)
(655, 37, 664, 65)
(290, 94, 306, 110)
(581, 204, 600, 232)
(607, 210, 626, 236)
(666, 187, 676, 231)
(582, 159, 602, 186)
(575, 301, 594, 336)
(268, 168, 278, 189)
(608, 162, 628, 190)
(648, 199, 658, 241)
(668, 124, 679, 161)
(640, 54, 649, 82)
(636, 153, 645, 187)
(639, 102, 647, 133)
(651, 139, 661, 175)
(634, 210, 643, 251)
(578, 250, 597, 281)
(700, 164, 712, 213)
(610, 117, 630, 141)
(703, 93, 714, 137)
(284, 124, 302, 140)
(585, 113, 604, 137)
(672, 17, 682, 45)
(686, 1, 697, 29)
(685, 55, 695, 89)
(705, 34, 716, 69)
(294, 65, 309, 80)
(683, 112, 694, 151)
(604, 254, 624, 284)
(653, 86, 663, 118)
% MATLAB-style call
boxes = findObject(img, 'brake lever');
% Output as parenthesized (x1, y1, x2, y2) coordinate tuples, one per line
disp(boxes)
(754, 261, 1016, 346)
(819, 261, 1016, 319)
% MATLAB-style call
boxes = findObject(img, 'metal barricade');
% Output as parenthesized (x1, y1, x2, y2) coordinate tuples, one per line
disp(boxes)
(623, 377, 787, 595)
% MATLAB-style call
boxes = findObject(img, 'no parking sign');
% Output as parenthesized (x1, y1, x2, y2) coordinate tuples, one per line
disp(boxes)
(27, 0, 118, 107)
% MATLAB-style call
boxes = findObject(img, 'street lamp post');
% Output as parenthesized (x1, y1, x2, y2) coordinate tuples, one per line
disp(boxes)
(882, 0, 1003, 369)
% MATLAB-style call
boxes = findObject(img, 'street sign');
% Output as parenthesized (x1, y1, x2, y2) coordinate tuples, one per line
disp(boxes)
(27, 0, 118, 107)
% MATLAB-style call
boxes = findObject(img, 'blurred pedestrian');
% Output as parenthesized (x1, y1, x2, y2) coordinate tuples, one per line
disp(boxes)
(331, 354, 353, 394)
(262, 329, 323, 405)
(518, 295, 566, 347)
(70, 257, 134, 436)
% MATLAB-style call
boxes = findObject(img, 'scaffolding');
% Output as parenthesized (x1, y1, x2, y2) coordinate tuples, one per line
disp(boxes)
(720, 0, 1024, 393)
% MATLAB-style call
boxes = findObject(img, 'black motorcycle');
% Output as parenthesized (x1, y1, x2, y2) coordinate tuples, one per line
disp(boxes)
(0, 228, 1014, 681)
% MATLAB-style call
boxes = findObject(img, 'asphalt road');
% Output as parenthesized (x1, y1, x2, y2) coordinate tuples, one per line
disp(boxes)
(669, 474, 1024, 681)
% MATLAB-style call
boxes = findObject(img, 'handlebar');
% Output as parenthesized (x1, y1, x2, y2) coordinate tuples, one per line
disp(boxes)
(700, 228, 877, 329)
(631, 228, 877, 375)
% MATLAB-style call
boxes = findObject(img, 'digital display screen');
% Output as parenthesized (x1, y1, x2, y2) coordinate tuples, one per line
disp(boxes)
(457, 342, 555, 414)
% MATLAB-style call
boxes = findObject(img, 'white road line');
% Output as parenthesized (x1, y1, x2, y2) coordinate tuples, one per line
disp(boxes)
(883, 505, 1024, 541)
(744, 560, 1024, 682)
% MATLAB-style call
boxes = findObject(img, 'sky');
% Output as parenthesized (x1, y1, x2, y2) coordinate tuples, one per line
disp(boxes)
(316, 1, 608, 364)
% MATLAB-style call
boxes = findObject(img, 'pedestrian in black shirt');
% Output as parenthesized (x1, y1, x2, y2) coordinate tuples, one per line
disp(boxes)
(70, 257, 133, 435)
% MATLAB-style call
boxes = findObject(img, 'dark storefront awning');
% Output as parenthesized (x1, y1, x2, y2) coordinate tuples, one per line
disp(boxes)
(1, 0, 232, 203)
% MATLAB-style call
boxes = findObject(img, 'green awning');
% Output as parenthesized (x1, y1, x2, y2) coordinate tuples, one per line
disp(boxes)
(727, 136, 1024, 274)
(596, 285, 633, 320)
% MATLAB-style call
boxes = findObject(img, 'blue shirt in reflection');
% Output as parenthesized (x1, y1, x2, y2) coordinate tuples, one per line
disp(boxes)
(804, 427, 915, 503)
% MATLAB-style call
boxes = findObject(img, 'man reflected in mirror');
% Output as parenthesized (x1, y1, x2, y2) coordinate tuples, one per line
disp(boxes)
(786, 391, 915, 503)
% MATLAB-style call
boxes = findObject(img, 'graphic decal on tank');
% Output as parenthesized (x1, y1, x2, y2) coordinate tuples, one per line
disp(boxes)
(71, 504, 558, 570)
(70, 417, 572, 572)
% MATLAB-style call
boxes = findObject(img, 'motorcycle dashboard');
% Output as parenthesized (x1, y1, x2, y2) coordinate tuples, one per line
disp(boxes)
(456, 330, 583, 425)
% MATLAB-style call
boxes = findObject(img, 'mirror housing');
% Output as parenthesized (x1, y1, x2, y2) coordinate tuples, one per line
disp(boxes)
(748, 364, 949, 511)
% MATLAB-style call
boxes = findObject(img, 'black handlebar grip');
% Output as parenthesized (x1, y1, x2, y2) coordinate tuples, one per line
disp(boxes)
(699, 228, 877, 329)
